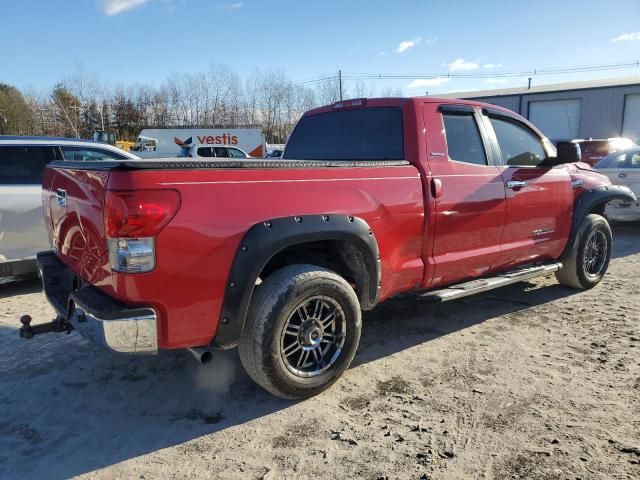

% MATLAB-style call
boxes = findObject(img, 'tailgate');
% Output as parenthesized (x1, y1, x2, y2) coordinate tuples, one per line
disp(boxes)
(42, 165, 111, 283)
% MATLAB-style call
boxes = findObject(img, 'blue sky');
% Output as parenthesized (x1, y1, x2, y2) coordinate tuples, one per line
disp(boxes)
(2, 0, 640, 96)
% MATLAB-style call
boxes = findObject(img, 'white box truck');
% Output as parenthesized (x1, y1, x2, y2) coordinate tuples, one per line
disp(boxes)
(132, 128, 266, 158)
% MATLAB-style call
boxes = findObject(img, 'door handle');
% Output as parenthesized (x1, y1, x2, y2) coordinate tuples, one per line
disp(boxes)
(619, 173, 628, 178)
(506, 180, 527, 189)
(431, 178, 443, 198)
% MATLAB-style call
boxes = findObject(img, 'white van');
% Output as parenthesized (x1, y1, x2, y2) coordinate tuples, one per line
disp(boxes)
(132, 128, 266, 158)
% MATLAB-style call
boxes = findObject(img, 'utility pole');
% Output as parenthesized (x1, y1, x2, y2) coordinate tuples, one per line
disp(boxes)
(338, 70, 343, 101)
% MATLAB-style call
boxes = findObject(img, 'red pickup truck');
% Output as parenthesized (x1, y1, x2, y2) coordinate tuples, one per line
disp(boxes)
(23, 97, 635, 399)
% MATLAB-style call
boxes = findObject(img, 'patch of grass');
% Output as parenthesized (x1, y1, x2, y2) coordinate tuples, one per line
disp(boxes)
(376, 376, 413, 396)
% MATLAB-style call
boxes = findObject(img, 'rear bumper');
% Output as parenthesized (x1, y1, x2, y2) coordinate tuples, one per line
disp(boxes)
(37, 251, 158, 354)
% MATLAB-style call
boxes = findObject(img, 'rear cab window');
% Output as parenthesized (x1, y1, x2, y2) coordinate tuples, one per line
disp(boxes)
(0, 145, 58, 185)
(283, 106, 404, 160)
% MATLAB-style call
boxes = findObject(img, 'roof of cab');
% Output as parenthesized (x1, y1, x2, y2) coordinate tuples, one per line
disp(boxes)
(302, 96, 517, 117)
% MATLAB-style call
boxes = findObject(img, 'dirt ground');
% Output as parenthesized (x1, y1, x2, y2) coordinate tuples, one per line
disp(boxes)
(1, 225, 638, 480)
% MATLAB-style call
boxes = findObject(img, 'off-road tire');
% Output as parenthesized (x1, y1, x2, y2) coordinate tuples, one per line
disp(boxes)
(238, 264, 361, 399)
(555, 214, 612, 289)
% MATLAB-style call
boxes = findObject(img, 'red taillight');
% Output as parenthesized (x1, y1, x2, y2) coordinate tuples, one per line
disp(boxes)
(105, 189, 181, 238)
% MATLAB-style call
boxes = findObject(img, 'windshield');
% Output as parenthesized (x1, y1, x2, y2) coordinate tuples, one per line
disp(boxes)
(283, 106, 404, 161)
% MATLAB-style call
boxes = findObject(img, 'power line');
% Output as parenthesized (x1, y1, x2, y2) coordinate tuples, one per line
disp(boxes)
(341, 60, 640, 81)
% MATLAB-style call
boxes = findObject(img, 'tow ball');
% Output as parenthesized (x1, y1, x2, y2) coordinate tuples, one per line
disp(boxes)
(19, 315, 73, 339)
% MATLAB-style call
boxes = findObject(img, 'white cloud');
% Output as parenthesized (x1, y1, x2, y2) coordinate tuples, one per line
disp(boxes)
(103, 0, 148, 15)
(447, 58, 479, 71)
(612, 31, 640, 42)
(379, 51, 387, 56)
(219, 1, 244, 10)
(483, 78, 509, 84)
(396, 37, 422, 53)
(483, 63, 503, 69)
(407, 78, 452, 89)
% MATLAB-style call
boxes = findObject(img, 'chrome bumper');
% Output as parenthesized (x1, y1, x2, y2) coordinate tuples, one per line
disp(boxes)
(37, 251, 158, 354)
(69, 302, 158, 354)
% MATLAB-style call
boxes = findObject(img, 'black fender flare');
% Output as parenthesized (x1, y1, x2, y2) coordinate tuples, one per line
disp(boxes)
(212, 215, 381, 349)
(562, 185, 636, 257)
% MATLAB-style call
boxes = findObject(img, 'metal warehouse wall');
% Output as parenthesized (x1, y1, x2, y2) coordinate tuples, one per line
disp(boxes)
(470, 85, 640, 139)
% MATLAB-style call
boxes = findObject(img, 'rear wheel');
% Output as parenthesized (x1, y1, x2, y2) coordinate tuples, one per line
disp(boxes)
(238, 264, 361, 399)
(556, 214, 612, 289)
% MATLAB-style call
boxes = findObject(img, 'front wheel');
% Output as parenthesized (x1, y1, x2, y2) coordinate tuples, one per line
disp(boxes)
(238, 264, 361, 399)
(556, 213, 612, 289)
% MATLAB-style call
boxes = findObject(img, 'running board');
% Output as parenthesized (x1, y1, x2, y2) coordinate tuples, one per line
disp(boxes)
(419, 262, 562, 303)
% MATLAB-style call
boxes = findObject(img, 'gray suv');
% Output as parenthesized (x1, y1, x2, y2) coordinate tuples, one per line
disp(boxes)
(0, 136, 139, 283)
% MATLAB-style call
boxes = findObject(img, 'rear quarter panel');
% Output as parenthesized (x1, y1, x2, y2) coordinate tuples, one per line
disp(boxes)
(104, 165, 425, 348)
(43, 166, 111, 284)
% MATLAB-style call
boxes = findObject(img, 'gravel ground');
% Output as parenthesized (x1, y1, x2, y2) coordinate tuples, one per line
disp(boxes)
(0, 224, 638, 480)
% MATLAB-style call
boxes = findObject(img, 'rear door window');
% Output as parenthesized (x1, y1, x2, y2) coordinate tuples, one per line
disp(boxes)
(283, 106, 404, 160)
(214, 147, 230, 158)
(60, 146, 127, 161)
(0, 145, 56, 185)
(442, 113, 488, 165)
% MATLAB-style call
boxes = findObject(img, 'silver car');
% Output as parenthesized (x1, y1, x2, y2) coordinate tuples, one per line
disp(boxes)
(595, 148, 640, 222)
(0, 136, 139, 282)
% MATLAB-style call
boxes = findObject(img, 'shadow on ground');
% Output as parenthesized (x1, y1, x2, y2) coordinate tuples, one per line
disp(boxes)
(0, 226, 636, 479)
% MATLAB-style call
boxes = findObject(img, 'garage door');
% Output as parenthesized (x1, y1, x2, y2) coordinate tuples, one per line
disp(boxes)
(622, 94, 640, 143)
(528, 99, 581, 142)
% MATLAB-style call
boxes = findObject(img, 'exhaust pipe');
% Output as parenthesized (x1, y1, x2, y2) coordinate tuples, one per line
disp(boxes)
(187, 347, 213, 364)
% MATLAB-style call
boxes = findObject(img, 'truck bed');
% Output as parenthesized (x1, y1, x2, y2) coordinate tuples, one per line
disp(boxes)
(42, 158, 425, 349)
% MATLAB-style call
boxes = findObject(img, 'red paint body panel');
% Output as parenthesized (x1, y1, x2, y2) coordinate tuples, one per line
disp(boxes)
(498, 166, 573, 267)
(41, 97, 614, 350)
(421, 101, 507, 287)
(49, 165, 425, 348)
(43, 167, 111, 285)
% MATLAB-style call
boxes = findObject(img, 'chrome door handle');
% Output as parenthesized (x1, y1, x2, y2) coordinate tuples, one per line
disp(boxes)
(506, 180, 527, 189)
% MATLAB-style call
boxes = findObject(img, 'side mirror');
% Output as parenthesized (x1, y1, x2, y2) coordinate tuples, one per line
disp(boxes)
(555, 141, 581, 164)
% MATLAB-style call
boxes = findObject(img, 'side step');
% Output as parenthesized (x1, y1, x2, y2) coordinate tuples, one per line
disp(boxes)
(420, 262, 562, 303)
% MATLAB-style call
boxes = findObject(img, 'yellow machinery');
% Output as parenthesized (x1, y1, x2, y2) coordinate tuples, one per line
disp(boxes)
(92, 131, 134, 151)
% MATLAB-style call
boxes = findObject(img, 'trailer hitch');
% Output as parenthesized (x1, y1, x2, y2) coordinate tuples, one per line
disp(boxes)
(19, 315, 73, 339)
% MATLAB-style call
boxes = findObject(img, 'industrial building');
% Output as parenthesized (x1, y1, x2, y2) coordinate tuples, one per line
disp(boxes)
(440, 76, 640, 143)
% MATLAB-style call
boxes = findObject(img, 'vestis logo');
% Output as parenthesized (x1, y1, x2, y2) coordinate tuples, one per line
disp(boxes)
(174, 134, 239, 147)
(174, 136, 193, 147)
